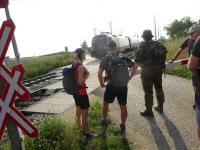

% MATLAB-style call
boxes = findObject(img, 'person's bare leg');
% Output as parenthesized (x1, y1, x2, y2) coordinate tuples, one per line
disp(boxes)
(103, 101, 109, 119)
(198, 126, 200, 140)
(120, 105, 127, 125)
(82, 109, 90, 134)
(76, 106, 81, 129)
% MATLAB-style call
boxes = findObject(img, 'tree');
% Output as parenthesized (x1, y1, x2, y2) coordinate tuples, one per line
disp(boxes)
(198, 19, 200, 25)
(164, 17, 195, 39)
(80, 40, 90, 51)
(158, 36, 167, 44)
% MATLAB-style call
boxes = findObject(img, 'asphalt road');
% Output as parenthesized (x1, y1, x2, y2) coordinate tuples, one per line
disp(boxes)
(92, 74, 199, 150)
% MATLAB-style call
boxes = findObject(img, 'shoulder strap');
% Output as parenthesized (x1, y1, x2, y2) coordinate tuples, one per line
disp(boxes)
(72, 63, 81, 69)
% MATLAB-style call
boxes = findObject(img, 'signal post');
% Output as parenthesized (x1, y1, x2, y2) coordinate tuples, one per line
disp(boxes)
(0, 1, 38, 150)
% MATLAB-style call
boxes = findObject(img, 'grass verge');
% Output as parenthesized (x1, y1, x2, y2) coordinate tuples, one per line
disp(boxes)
(164, 37, 191, 79)
(11, 52, 73, 80)
(22, 98, 133, 150)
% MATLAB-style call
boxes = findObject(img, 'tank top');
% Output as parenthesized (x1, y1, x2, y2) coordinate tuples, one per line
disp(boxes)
(72, 63, 87, 95)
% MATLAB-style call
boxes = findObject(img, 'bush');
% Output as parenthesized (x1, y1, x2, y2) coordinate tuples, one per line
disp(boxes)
(24, 99, 133, 150)
(24, 117, 77, 150)
(164, 37, 191, 79)
(0, 142, 11, 150)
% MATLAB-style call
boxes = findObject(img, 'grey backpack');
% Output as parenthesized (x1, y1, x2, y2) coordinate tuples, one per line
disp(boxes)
(106, 54, 130, 87)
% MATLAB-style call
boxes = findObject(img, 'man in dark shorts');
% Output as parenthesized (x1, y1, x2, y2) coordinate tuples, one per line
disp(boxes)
(188, 36, 200, 140)
(98, 41, 137, 135)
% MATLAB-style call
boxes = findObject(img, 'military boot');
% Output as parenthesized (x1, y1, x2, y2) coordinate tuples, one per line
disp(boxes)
(154, 104, 163, 113)
(140, 107, 154, 117)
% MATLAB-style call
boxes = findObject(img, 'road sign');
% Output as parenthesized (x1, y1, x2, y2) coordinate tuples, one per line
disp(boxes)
(0, 0, 8, 8)
(0, 19, 38, 139)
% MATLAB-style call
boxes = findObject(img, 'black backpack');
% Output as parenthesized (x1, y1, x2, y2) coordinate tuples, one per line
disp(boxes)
(106, 54, 130, 87)
(146, 41, 167, 69)
(62, 63, 81, 95)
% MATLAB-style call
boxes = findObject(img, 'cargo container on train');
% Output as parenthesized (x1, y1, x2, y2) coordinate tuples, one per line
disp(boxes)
(90, 32, 141, 58)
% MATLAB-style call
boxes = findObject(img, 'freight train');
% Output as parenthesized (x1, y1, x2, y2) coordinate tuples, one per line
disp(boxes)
(90, 32, 141, 58)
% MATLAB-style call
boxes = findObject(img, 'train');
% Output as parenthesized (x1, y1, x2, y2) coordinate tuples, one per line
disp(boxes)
(90, 32, 142, 58)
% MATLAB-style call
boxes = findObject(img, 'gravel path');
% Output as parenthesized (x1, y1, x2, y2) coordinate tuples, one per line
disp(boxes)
(93, 74, 200, 150)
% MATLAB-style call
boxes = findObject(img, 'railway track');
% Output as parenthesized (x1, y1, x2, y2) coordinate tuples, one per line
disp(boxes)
(1, 69, 65, 145)
(16, 68, 64, 111)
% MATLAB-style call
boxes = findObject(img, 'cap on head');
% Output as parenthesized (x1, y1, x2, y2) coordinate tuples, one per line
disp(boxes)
(108, 40, 117, 48)
(74, 48, 85, 59)
(187, 25, 200, 34)
(141, 30, 154, 39)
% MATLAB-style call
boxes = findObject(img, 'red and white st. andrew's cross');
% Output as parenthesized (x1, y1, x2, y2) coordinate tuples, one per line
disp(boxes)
(0, 19, 38, 139)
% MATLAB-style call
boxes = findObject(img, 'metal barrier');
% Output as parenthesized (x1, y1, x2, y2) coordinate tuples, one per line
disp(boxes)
(135, 58, 189, 75)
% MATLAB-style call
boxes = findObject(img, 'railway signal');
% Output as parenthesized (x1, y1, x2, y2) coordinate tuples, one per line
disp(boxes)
(0, 0, 8, 8)
(0, 20, 38, 139)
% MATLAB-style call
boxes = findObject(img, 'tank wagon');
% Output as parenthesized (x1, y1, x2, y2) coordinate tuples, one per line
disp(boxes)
(90, 32, 141, 58)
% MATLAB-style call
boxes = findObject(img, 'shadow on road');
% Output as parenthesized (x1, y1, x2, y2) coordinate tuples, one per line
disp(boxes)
(160, 114, 188, 150)
(146, 118, 171, 150)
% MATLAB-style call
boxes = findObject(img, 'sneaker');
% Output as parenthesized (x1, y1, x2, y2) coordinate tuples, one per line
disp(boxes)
(85, 133, 98, 140)
(154, 105, 163, 113)
(120, 123, 126, 136)
(100, 118, 110, 126)
(140, 110, 154, 117)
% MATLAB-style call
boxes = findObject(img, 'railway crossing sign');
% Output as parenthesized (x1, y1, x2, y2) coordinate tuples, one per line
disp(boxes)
(0, 0, 8, 8)
(0, 19, 38, 139)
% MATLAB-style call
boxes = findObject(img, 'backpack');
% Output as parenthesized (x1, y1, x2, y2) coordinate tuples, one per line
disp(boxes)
(148, 41, 167, 69)
(62, 63, 81, 95)
(106, 54, 130, 87)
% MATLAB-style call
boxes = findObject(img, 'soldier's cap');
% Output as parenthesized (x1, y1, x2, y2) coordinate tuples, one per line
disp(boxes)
(187, 25, 200, 34)
(141, 30, 154, 38)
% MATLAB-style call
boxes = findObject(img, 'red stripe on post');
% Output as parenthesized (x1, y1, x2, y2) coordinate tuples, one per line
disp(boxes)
(0, 0, 9, 8)
(181, 59, 189, 65)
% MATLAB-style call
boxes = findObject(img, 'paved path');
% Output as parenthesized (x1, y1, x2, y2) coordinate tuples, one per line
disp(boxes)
(93, 74, 200, 150)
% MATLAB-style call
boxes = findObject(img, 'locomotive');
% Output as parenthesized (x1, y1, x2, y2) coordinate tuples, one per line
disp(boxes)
(90, 32, 141, 58)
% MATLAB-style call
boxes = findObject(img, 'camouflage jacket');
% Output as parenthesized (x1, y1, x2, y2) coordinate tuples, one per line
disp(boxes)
(135, 40, 167, 70)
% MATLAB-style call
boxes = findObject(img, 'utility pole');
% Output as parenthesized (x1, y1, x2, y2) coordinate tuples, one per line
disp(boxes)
(93, 21, 96, 36)
(110, 21, 112, 35)
(154, 15, 157, 40)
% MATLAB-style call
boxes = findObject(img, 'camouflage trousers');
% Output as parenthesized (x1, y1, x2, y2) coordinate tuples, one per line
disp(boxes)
(141, 69, 165, 109)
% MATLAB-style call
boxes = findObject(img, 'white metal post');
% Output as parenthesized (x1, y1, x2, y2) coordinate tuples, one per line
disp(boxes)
(5, 6, 21, 63)
(4, 6, 25, 150)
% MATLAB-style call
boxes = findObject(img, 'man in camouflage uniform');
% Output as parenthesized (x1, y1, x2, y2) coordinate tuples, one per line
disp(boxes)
(135, 30, 167, 117)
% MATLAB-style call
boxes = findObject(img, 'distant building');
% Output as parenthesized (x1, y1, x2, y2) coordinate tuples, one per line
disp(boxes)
(65, 46, 68, 52)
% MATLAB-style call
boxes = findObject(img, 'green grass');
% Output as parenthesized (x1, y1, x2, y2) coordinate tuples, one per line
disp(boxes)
(0, 142, 11, 150)
(11, 52, 74, 80)
(22, 98, 133, 150)
(164, 37, 192, 79)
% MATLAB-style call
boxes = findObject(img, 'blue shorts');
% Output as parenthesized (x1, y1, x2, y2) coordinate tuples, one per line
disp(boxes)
(195, 90, 200, 126)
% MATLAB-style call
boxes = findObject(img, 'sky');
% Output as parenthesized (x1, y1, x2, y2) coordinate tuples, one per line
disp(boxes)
(0, 0, 199, 58)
